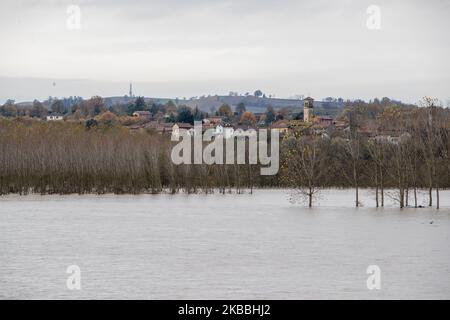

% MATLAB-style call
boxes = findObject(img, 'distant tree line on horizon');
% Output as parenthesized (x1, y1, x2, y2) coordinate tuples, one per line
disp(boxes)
(0, 95, 289, 128)
(0, 94, 418, 127)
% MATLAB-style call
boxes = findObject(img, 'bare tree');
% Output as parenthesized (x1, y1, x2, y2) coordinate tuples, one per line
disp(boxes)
(367, 139, 387, 207)
(282, 130, 325, 207)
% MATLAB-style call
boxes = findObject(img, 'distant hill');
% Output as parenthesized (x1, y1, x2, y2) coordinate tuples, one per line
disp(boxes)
(104, 95, 345, 116)
(14, 95, 345, 117)
(181, 95, 345, 116)
(183, 95, 307, 112)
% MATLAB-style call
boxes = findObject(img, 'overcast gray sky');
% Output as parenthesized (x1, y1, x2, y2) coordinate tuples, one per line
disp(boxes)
(0, 0, 449, 104)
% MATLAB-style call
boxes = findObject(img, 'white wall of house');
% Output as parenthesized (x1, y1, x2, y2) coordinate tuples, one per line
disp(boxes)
(46, 115, 63, 121)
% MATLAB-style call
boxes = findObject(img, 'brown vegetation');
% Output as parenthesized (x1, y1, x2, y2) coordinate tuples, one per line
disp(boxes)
(0, 98, 449, 210)
(282, 98, 450, 208)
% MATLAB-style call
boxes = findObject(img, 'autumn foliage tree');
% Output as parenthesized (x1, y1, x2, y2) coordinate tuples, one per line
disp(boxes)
(217, 104, 233, 119)
(240, 111, 256, 125)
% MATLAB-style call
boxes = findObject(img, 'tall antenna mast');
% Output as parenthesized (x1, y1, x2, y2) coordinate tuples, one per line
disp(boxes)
(129, 82, 133, 97)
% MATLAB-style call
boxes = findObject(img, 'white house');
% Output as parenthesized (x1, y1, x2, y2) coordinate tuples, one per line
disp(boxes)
(46, 115, 63, 121)
(372, 133, 411, 145)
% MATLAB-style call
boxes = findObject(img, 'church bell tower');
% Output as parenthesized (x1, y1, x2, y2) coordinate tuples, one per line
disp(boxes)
(304, 97, 314, 122)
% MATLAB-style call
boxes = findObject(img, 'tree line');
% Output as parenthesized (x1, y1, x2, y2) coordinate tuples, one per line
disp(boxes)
(282, 98, 450, 208)
(0, 96, 305, 127)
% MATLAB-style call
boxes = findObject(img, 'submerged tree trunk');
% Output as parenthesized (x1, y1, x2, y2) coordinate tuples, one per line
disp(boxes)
(399, 188, 405, 208)
(436, 185, 440, 210)
(434, 165, 439, 210)
(375, 164, 379, 208)
(398, 165, 404, 209)
(428, 185, 433, 207)
(414, 187, 418, 208)
(308, 186, 312, 208)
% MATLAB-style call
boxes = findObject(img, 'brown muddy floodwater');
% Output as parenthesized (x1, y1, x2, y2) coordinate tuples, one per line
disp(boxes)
(0, 189, 449, 299)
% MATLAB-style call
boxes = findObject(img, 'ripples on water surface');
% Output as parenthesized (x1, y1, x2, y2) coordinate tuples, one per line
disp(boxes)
(0, 189, 449, 299)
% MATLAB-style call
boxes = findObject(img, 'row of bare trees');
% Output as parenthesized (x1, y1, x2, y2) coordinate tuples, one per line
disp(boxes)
(282, 100, 450, 208)
(0, 119, 268, 195)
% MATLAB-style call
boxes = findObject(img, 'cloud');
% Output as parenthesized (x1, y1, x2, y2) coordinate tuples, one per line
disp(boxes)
(0, 0, 449, 103)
